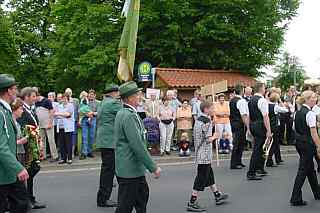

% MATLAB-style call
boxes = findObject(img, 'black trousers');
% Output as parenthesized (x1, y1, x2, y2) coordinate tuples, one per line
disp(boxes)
(0, 180, 29, 213)
(193, 164, 215, 191)
(290, 141, 320, 203)
(115, 176, 149, 213)
(279, 114, 294, 145)
(27, 161, 40, 203)
(97, 148, 115, 204)
(58, 130, 72, 161)
(230, 126, 246, 168)
(247, 122, 266, 176)
(267, 127, 282, 164)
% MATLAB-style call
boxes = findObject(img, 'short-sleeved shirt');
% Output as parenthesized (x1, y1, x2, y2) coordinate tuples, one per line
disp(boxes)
(255, 94, 269, 116)
(304, 104, 317, 128)
(56, 103, 75, 132)
(214, 102, 230, 124)
(235, 95, 249, 116)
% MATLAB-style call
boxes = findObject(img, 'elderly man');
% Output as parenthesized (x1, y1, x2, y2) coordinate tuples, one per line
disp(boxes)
(96, 84, 122, 208)
(0, 74, 29, 213)
(114, 81, 161, 213)
(145, 94, 160, 120)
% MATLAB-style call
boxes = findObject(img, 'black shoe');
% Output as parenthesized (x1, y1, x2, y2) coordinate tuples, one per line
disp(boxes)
(97, 200, 118, 207)
(291, 200, 307, 206)
(79, 154, 86, 160)
(266, 163, 277, 168)
(58, 160, 66, 164)
(247, 175, 262, 181)
(277, 161, 284, 165)
(165, 151, 171, 155)
(49, 158, 59, 163)
(87, 153, 95, 158)
(239, 163, 246, 168)
(215, 192, 229, 205)
(31, 201, 46, 209)
(186, 201, 206, 212)
(230, 165, 242, 170)
(257, 170, 268, 176)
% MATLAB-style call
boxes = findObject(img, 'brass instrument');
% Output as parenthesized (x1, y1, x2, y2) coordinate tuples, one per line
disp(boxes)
(263, 136, 274, 168)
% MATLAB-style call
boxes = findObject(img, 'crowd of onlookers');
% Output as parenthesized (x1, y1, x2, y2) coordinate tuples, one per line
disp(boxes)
(23, 84, 320, 163)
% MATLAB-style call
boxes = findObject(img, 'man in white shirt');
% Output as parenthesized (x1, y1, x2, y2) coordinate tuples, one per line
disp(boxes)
(230, 85, 250, 169)
(247, 83, 272, 181)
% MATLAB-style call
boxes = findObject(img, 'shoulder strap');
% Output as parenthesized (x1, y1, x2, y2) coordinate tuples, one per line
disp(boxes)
(0, 109, 9, 139)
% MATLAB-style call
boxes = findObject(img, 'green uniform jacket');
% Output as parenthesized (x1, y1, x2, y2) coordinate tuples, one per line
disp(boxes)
(0, 104, 24, 185)
(96, 96, 122, 149)
(115, 105, 157, 178)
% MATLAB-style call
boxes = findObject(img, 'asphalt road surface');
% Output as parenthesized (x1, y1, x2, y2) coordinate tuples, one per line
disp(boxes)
(33, 155, 320, 213)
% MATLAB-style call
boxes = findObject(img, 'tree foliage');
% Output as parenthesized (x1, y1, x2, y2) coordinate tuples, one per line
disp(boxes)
(137, 0, 299, 76)
(0, 8, 18, 73)
(3, 0, 300, 95)
(273, 52, 306, 91)
(8, 0, 54, 92)
(48, 0, 123, 94)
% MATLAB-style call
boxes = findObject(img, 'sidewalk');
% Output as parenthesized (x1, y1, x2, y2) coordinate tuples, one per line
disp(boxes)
(40, 146, 297, 171)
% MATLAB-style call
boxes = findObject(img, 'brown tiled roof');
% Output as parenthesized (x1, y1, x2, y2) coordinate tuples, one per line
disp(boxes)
(156, 68, 256, 88)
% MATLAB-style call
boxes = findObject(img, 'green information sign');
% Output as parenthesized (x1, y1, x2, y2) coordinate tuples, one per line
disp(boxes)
(138, 61, 152, 82)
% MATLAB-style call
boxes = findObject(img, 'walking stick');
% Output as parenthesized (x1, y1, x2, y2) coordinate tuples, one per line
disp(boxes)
(215, 139, 220, 167)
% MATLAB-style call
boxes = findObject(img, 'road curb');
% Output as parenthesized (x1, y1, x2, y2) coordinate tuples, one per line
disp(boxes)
(40, 148, 297, 171)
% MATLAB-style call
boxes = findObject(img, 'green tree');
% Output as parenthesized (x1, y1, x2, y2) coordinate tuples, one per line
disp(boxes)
(48, 0, 123, 94)
(0, 8, 18, 73)
(273, 52, 306, 91)
(8, 0, 54, 92)
(136, 0, 300, 76)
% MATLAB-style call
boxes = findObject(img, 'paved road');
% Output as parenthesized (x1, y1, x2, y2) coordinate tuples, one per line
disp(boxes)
(34, 155, 320, 213)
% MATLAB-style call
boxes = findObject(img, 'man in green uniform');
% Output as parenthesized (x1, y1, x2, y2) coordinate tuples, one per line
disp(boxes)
(96, 83, 122, 207)
(0, 74, 29, 213)
(115, 81, 161, 213)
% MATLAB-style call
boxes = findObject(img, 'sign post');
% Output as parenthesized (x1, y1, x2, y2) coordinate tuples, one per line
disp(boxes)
(151, 68, 156, 88)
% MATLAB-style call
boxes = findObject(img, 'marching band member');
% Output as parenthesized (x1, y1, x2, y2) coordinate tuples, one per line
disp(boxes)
(290, 90, 320, 206)
(247, 83, 272, 181)
(114, 81, 161, 213)
(266, 92, 288, 167)
(229, 85, 249, 169)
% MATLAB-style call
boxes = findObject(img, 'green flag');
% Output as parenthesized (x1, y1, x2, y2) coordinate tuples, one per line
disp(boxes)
(117, 0, 140, 82)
